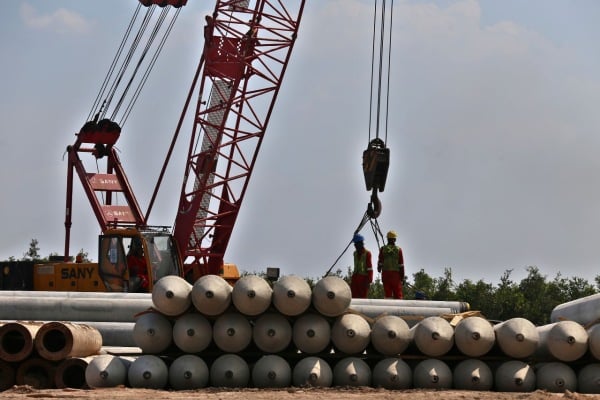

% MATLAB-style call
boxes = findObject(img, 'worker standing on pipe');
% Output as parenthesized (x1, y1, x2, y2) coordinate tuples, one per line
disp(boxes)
(350, 234, 373, 298)
(378, 230, 405, 299)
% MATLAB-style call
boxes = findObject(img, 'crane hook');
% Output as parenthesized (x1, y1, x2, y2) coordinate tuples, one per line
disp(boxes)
(367, 188, 382, 219)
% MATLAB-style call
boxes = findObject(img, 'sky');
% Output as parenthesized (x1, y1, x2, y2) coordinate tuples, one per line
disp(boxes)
(1, 0, 600, 286)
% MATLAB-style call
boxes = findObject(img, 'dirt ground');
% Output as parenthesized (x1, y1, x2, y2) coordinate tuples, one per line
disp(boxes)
(2, 387, 600, 399)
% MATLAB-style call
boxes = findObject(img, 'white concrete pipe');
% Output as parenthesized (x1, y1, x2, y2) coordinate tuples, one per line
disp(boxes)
(350, 298, 470, 313)
(172, 313, 212, 353)
(494, 360, 536, 392)
(348, 305, 453, 320)
(231, 275, 272, 316)
(453, 358, 493, 391)
(151, 276, 192, 317)
(312, 276, 351, 317)
(212, 312, 252, 353)
(535, 362, 577, 393)
(168, 354, 209, 390)
(331, 313, 371, 355)
(252, 312, 293, 353)
(132, 312, 172, 354)
(372, 357, 412, 389)
(272, 275, 312, 316)
(551, 293, 600, 325)
(191, 275, 232, 316)
(292, 356, 332, 387)
(128, 354, 168, 389)
(85, 354, 134, 388)
(412, 358, 452, 389)
(210, 353, 250, 388)
(0, 296, 151, 322)
(578, 363, 600, 394)
(454, 316, 495, 357)
(536, 320, 588, 362)
(493, 317, 539, 359)
(292, 313, 331, 354)
(411, 316, 454, 357)
(252, 354, 292, 388)
(333, 357, 371, 387)
(370, 315, 411, 356)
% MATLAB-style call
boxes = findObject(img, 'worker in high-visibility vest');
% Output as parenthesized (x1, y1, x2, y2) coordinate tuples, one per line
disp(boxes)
(350, 233, 373, 298)
(377, 230, 405, 299)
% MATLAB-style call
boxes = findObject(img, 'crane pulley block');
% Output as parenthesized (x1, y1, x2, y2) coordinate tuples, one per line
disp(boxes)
(78, 119, 121, 146)
(362, 138, 390, 192)
(138, 0, 187, 8)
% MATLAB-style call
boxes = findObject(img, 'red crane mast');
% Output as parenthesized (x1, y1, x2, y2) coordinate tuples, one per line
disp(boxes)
(146, 0, 306, 279)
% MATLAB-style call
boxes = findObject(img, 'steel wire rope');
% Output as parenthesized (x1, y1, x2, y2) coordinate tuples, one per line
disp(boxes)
(120, 7, 181, 126)
(111, 7, 171, 122)
(101, 6, 156, 120)
(384, 0, 394, 145)
(87, 3, 142, 122)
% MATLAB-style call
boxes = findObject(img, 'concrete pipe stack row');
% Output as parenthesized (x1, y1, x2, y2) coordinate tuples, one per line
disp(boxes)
(0, 321, 102, 390)
(77, 274, 600, 393)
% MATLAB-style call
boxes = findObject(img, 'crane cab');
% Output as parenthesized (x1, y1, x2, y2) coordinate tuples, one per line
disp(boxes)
(98, 228, 184, 292)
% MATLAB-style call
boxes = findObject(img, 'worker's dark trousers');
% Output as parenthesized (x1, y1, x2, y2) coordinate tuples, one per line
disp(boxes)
(351, 274, 370, 298)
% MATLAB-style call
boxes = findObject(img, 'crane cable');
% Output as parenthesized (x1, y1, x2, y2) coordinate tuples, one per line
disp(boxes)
(324, 0, 394, 277)
(86, 4, 180, 127)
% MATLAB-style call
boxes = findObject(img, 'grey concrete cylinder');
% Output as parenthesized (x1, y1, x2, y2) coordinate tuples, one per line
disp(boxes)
(231, 275, 273, 316)
(128, 354, 168, 389)
(168, 354, 209, 390)
(578, 363, 600, 394)
(536, 320, 588, 362)
(172, 313, 212, 353)
(551, 293, 600, 325)
(413, 358, 452, 389)
(453, 358, 493, 391)
(370, 315, 411, 356)
(535, 362, 577, 393)
(454, 316, 495, 357)
(292, 356, 333, 387)
(350, 298, 470, 313)
(252, 354, 291, 388)
(85, 354, 131, 388)
(252, 312, 292, 353)
(191, 274, 232, 316)
(494, 317, 539, 359)
(331, 313, 371, 355)
(272, 275, 312, 316)
(133, 312, 173, 354)
(372, 357, 412, 389)
(333, 357, 371, 387)
(411, 316, 454, 357)
(292, 313, 331, 354)
(151, 275, 192, 317)
(494, 360, 536, 392)
(212, 312, 252, 353)
(210, 353, 249, 388)
(588, 324, 600, 360)
(312, 276, 351, 317)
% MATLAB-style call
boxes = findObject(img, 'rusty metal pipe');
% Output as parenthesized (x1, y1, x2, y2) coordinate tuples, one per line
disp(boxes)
(0, 321, 44, 362)
(34, 322, 102, 361)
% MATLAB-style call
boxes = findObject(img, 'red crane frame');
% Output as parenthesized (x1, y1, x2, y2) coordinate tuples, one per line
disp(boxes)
(149, 0, 306, 278)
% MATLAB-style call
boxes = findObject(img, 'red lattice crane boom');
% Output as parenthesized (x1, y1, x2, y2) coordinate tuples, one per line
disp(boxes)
(147, 0, 306, 280)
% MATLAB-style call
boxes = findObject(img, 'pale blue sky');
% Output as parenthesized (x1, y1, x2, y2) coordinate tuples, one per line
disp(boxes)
(1, 0, 599, 285)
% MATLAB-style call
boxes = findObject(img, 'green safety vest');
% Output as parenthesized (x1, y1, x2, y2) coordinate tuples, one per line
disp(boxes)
(381, 244, 402, 271)
(353, 250, 370, 275)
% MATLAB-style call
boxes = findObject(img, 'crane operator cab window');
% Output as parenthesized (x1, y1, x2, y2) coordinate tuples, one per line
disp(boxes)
(98, 236, 130, 292)
(98, 233, 182, 292)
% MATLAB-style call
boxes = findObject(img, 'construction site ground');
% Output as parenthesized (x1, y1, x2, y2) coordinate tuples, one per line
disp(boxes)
(1, 387, 599, 399)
